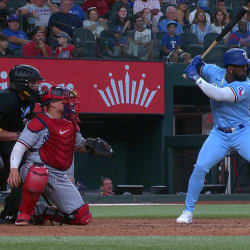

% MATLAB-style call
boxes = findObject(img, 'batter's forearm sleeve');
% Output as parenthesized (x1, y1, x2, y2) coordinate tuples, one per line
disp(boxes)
(10, 142, 27, 169)
(195, 78, 236, 102)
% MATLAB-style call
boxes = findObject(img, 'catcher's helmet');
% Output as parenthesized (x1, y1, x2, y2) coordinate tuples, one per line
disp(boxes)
(224, 48, 250, 67)
(9, 64, 43, 102)
(41, 86, 78, 104)
(41, 86, 80, 123)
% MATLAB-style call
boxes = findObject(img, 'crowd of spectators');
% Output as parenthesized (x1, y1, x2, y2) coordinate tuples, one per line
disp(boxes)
(0, 0, 249, 62)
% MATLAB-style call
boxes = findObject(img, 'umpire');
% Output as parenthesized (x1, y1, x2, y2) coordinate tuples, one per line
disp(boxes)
(0, 64, 43, 223)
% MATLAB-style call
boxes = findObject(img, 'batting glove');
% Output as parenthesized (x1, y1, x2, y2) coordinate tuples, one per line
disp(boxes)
(184, 64, 201, 82)
(191, 55, 205, 68)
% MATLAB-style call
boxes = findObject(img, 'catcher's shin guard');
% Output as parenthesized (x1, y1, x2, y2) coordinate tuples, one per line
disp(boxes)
(19, 165, 48, 216)
(70, 203, 92, 225)
(34, 203, 92, 225)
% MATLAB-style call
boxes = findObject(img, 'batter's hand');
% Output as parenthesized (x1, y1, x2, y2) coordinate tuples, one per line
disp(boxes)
(191, 55, 205, 69)
(7, 168, 21, 188)
(184, 64, 200, 82)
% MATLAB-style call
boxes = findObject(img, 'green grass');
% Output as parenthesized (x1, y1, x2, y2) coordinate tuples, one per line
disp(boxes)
(1, 236, 250, 250)
(90, 204, 250, 218)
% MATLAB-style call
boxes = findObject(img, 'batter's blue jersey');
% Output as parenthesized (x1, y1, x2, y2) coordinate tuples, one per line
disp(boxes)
(201, 64, 250, 128)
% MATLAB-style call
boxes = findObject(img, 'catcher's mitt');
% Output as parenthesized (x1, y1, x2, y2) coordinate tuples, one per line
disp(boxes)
(84, 138, 113, 157)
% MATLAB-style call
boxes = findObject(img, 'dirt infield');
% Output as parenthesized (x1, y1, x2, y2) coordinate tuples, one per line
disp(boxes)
(1, 201, 250, 237)
(0, 218, 250, 236)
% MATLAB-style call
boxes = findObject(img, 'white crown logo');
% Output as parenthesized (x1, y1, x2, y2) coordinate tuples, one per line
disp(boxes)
(94, 65, 160, 108)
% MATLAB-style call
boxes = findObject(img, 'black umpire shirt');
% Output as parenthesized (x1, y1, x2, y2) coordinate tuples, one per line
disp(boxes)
(0, 88, 34, 186)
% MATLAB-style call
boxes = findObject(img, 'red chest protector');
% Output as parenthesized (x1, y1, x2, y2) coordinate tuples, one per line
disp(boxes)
(35, 113, 77, 171)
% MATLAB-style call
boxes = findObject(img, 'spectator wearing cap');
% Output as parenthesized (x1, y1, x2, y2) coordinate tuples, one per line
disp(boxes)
(55, 31, 75, 58)
(20, 0, 59, 28)
(48, 0, 82, 38)
(22, 26, 52, 57)
(189, 0, 211, 25)
(81, 0, 109, 18)
(101, 25, 129, 58)
(176, 0, 190, 29)
(127, 13, 157, 60)
(69, 0, 86, 21)
(83, 7, 107, 40)
(190, 8, 212, 45)
(2, 14, 29, 51)
(0, 33, 14, 56)
(0, 0, 11, 30)
(158, 6, 183, 34)
(160, 20, 191, 62)
(109, 6, 133, 32)
(133, 0, 163, 26)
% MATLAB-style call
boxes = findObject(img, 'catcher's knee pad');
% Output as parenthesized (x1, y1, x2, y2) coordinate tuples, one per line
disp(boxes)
(24, 165, 49, 193)
(71, 203, 92, 225)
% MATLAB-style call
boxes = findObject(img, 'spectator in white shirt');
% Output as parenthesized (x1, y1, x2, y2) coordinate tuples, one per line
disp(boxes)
(20, 0, 59, 27)
(133, 0, 163, 26)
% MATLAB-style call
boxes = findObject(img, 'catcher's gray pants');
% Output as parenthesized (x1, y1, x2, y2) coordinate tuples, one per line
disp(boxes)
(20, 164, 84, 214)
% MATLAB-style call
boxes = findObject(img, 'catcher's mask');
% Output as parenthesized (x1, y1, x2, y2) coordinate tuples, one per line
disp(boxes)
(9, 64, 44, 103)
(40, 86, 80, 123)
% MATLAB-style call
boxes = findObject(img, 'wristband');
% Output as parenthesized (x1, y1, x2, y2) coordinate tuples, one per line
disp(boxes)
(195, 77, 203, 84)
(0, 128, 2, 132)
(10, 166, 18, 169)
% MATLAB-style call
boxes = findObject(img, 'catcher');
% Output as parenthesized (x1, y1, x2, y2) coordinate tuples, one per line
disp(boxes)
(7, 86, 113, 226)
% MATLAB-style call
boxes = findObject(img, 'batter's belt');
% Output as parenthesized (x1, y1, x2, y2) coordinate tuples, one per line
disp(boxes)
(217, 124, 245, 133)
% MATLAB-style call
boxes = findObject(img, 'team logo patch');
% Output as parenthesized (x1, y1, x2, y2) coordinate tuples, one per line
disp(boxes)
(237, 86, 245, 96)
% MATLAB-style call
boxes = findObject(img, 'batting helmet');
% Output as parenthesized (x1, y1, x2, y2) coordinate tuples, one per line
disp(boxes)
(9, 64, 43, 102)
(223, 48, 250, 67)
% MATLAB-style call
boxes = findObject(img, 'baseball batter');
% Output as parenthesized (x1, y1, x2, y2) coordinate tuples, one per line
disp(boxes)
(177, 48, 250, 224)
(7, 86, 92, 226)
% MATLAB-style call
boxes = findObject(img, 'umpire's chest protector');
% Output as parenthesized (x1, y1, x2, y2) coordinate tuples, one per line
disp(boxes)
(33, 113, 77, 170)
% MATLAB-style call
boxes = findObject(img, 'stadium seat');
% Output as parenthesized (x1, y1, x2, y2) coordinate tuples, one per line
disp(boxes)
(203, 32, 225, 50)
(203, 46, 225, 64)
(180, 32, 200, 51)
(232, 0, 246, 13)
(156, 32, 167, 58)
(156, 32, 166, 47)
(6, 0, 26, 11)
(73, 28, 96, 58)
(187, 44, 204, 58)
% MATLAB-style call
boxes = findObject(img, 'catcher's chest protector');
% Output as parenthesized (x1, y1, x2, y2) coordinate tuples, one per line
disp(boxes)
(36, 113, 76, 170)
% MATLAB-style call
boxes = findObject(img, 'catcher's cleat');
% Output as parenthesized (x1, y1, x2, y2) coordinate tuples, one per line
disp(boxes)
(15, 213, 32, 226)
(176, 210, 193, 224)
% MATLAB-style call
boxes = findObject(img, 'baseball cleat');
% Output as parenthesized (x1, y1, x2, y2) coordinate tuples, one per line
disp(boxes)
(15, 213, 31, 226)
(176, 210, 193, 224)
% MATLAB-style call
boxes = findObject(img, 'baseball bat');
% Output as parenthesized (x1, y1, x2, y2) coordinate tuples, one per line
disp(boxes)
(183, 6, 249, 79)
